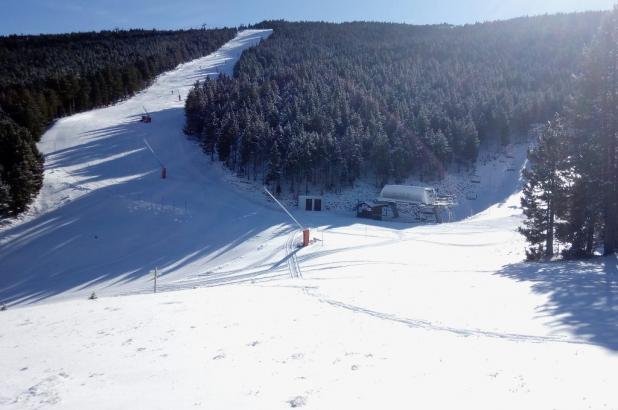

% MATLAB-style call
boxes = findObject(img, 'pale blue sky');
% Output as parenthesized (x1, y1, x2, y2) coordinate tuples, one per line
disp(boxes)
(1, 0, 615, 35)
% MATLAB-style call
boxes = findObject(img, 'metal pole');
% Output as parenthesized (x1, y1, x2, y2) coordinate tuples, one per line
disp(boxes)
(154, 267, 158, 294)
(143, 138, 164, 168)
(263, 186, 304, 230)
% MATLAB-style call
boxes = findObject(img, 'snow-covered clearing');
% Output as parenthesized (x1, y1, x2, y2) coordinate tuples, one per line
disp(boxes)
(1, 30, 618, 409)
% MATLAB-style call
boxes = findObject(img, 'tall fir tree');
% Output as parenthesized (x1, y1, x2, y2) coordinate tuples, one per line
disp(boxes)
(596, 7, 618, 255)
(266, 140, 282, 186)
(0, 170, 11, 216)
(559, 6, 618, 256)
(519, 115, 568, 260)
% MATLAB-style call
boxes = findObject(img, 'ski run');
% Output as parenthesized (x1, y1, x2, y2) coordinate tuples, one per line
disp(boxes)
(1, 29, 617, 410)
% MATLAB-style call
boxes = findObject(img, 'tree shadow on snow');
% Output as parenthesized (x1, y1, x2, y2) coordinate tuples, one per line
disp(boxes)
(495, 257, 618, 351)
(0, 107, 292, 306)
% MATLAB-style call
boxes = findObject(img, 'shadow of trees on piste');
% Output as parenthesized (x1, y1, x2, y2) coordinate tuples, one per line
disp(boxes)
(0, 105, 406, 307)
(495, 256, 618, 351)
(0, 107, 293, 306)
(0, 30, 282, 307)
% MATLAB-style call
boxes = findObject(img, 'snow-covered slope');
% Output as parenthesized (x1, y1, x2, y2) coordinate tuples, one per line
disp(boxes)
(2, 192, 618, 409)
(0, 29, 292, 306)
(1, 30, 618, 410)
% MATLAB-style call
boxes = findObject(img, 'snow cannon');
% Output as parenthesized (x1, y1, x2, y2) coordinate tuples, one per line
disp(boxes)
(303, 229, 310, 247)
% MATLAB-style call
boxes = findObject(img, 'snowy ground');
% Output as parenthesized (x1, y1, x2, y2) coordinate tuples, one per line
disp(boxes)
(1, 30, 618, 409)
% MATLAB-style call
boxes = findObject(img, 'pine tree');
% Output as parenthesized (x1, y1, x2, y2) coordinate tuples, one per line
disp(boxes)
(266, 140, 282, 185)
(202, 111, 219, 161)
(461, 117, 480, 162)
(556, 175, 600, 258)
(371, 124, 390, 187)
(596, 8, 618, 255)
(184, 83, 204, 136)
(0, 113, 44, 216)
(0, 171, 11, 216)
(561, 6, 618, 256)
(499, 111, 511, 147)
(556, 52, 606, 258)
(519, 115, 568, 260)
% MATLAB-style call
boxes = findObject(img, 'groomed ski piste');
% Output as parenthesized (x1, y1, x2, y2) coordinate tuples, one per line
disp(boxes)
(1, 29, 618, 410)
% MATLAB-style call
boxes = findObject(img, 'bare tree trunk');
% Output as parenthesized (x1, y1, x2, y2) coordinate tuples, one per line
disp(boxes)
(546, 201, 554, 257)
(586, 215, 596, 256)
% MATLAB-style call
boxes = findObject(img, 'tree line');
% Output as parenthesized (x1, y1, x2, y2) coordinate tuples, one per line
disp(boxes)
(0, 27, 235, 217)
(184, 15, 602, 195)
(520, 6, 618, 260)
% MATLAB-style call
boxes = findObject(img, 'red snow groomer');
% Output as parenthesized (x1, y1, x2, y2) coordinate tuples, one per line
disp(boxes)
(140, 106, 152, 123)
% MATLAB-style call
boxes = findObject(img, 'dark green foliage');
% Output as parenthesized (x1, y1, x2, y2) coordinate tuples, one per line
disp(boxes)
(519, 115, 568, 260)
(0, 174, 10, 215)
(0, 110, 43, 216)
(593, 8, 618, 256)
(0, 27, 235, 216)
(266, 140, 282, 184)
(521, 6, 618, 259)
(185, 15, 602, 192)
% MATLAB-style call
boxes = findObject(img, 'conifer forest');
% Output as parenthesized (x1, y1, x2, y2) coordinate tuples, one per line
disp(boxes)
(184, 14, 602, 193)
(519, 7, 618, 259)
(0, 27, 235, 216)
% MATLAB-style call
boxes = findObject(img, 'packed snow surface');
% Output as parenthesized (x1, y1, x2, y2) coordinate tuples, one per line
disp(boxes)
(1, 30, 618, 410)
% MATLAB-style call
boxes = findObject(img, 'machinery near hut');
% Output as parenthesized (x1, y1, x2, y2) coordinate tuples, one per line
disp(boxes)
(358, 185, 456, 223)
(356, 201, 395, 220)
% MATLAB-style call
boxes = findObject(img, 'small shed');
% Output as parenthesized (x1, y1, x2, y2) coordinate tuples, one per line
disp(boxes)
(377, 185, 437, 206)
(299, 195, 323, 211)
(356, 201, 389, 220)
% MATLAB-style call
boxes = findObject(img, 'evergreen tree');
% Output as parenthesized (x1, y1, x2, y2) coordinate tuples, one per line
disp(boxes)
(595, 8, 618, 255)
(0, 112, 44, 216)
(371, 125, 390, 187)
(0, 170, 11, 216)
(499, 114, 511, 147)
(555, 49, 606, 258)
(555, 6, 618, 257)
(266, 140, 282, 185)
(519, 115, 568, 260)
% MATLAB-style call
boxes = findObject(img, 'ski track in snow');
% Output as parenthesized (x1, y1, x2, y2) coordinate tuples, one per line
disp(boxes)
(290, 223, 594, 347)
(305, 289, 592, 347)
